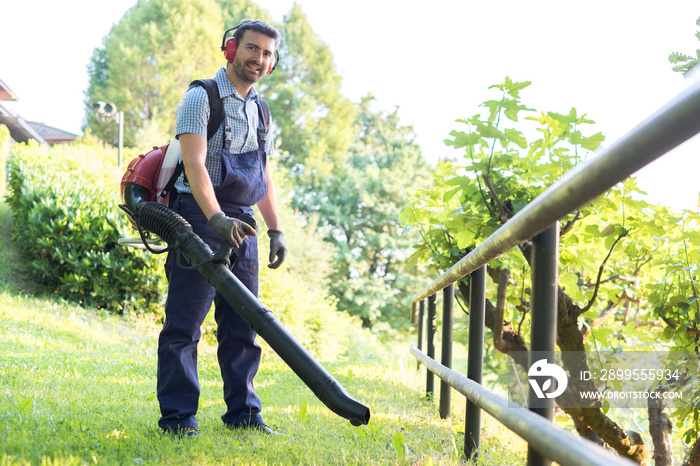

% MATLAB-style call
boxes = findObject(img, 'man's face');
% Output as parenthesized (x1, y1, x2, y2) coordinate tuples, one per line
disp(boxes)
(232, 30, 277, 85)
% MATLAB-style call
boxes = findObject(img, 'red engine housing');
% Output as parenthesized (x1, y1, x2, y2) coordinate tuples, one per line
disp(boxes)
(120, 143, 170, 230)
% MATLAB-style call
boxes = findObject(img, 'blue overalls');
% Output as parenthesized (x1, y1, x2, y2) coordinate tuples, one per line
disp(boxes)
(157, 101, 268, 431)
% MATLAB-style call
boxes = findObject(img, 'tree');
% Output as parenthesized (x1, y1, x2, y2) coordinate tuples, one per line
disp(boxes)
(85, 0, 228, 148)
(315, 96, 429, 328)
(261, 3, 357, 202)
(260, 7, 427, 329)
(402, 78, 699, 464)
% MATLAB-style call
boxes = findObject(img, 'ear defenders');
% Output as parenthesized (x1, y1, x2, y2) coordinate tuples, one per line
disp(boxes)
(221, 24, 279, 74)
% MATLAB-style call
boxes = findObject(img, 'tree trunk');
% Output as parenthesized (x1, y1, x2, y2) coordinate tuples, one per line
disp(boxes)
(456, 279, 619, 453)
(456, 272, 651, 464)
(648, 390, 674, 466)
(682, 437, 700, 466)
(458, 251, 651, 465)
(521, 239, 650, 463)
(556, 289, 651, 465)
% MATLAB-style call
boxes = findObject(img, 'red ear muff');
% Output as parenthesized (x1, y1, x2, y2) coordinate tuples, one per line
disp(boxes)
(267, 51, 279, 74)
(223, 37, 237, 63)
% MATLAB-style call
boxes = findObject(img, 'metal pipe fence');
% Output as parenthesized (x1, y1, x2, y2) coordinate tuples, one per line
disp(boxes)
(411, 346, 637, 466)
(410, 79, 700, 465)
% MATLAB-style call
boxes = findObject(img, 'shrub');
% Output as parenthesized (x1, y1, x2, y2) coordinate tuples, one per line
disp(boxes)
(6, 137, 165, 314)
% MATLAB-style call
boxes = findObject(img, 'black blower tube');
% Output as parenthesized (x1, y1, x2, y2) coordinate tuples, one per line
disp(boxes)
(122, 184, 370, 426)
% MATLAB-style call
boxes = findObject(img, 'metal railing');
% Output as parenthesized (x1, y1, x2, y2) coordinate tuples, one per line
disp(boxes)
(410, 79, 700, 466)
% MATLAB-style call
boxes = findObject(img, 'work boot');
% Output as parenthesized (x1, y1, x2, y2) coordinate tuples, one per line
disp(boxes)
(163, 426, 199, 439)
(226, 422, 282, 436)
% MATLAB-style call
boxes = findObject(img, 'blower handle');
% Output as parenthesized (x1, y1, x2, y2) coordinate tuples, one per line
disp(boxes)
(211, 212, 257, 265)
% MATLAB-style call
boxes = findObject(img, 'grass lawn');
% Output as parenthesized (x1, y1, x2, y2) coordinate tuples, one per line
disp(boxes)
(0, 200, 526, 465)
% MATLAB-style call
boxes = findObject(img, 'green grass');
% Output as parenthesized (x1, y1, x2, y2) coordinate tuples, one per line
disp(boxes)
(0, 200, 526, 465)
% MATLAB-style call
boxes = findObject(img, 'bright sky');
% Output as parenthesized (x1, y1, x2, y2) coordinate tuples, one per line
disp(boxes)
(2, 1, 699, 211)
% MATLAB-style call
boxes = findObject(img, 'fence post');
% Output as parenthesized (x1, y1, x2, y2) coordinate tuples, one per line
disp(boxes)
(426, 294, 437, 397)
(465, 266, 486, 460)
(527, 224, 560, 466)
(440, 283, 454, 419)
(417, 299, 425, 370)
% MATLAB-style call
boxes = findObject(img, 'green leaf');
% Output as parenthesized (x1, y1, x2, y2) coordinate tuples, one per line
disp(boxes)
(504, 128, 527, 148)
(482, 100, 502, 123)
(391, 432, 406, 462)
(600, 224, 617, 237)
(442, 187, 461, 204)
(662, 325, 675, 341)
(669, 52, 693, 63)
(604, 234, 617, 250)
(503, 77, 532, 98)
(584, 224, 601, 236)
(579, 132, 605, 150)
(594, 327, 615, 342)
(455, 229, 473, 249)
(560, 272, 579, 288)
(447, 131, 482, 149)
(479, 124, 506, 140)
(511, 199, 528, 214)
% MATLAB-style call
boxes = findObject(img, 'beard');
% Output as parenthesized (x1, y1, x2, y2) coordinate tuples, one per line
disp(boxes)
(232, 57, 263, 85)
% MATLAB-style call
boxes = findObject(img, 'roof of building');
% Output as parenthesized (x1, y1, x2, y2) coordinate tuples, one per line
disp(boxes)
(0, 78, 78, 145)
(0, 101, 48, 144)
(0, 78, 19, 102)
(26, 120, 78, 144)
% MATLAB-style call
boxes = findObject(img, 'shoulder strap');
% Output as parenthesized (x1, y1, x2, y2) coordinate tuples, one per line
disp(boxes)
(160, 79, 223, 202)
(189, 78, 224, 141)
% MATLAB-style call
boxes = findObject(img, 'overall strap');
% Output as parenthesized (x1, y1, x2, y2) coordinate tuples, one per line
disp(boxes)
(256, 98, 271, 151)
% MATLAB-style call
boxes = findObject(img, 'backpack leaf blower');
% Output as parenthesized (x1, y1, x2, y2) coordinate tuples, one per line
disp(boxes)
(119, 180, 370, 427)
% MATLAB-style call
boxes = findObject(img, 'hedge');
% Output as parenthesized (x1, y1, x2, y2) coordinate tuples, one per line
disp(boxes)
(6, 137, 165, 314)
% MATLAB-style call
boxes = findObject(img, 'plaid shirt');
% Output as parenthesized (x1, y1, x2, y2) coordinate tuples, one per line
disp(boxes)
(174, 67, 274, 192)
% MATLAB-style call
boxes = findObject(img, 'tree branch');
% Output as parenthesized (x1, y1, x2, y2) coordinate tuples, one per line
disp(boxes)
(591, 291, 641, 327)
(583, 274, 637, 288)
(583, 255, 651, 290)
(456, 280, 528, 369)
(592, 298, 621, 327)
(482, 173, 511, 224)
(493, 268, 511, 351)
(577, 231, 629, 317)
(659, 315, 700, 336)
(560, 211, 581, 237)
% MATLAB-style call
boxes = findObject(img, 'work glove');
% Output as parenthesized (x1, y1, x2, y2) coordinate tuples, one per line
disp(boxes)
(207, 212, 256, 248)
(267, 230, 287, 269)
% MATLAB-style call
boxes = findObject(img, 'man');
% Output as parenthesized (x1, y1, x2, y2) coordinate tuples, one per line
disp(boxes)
(157, 19, 287, 437)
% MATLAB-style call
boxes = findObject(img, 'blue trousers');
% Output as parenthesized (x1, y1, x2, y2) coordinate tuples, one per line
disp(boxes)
(156, 194, 264, 430)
